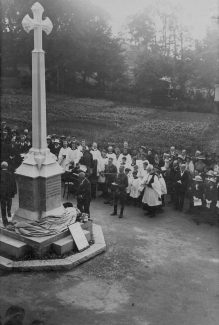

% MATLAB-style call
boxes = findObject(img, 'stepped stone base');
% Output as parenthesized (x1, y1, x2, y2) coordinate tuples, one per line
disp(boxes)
(52, 230, 91, 255)
(0, 234, 30, 259)
(0, 224, 106, 272)
(0, 219, 93, 258)
(0, 222, 69, 257)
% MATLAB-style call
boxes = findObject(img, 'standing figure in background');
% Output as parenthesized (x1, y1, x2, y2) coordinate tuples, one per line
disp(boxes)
(97, 149, 108, 197)
(51, 139, 61, 158)
(111, 165, 128, 218)
(76, 172, 91, 217)
(204, 177, 217, 215)
(0, 162, 17, 228)
(174, 163, 190, 211)
(104, 157, 117, 204)
(142, 165, 162, 217)
(189, 175, 204, 214)
(58, 139, 71, 171)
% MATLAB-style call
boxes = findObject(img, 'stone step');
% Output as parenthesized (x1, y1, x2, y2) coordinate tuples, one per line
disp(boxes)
(0, 234, 30, 259)
(0, 255, 13, 270)
(52, 230, 91, 255)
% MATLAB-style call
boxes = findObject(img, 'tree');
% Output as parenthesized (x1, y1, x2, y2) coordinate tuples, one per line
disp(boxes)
(1, 0, 126, 93)
(126, 10, 156, 49)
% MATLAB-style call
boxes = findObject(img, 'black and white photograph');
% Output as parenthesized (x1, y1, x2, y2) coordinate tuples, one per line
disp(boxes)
(0, 0, 219, 324)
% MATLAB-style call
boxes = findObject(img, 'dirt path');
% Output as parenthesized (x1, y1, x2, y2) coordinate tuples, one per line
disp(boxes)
(0, 197, 219, 325)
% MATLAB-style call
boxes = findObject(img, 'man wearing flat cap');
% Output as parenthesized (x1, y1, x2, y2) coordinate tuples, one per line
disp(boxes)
(0, 161, 17, 227)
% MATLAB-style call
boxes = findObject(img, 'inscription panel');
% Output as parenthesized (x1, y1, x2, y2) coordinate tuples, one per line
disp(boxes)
(18, 177, 39, 211)
(45, 175, 61, 198)
(39, 175, 61, 211)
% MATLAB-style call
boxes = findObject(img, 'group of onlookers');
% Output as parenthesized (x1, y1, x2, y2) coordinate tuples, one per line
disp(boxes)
(1, 121, 219, 221)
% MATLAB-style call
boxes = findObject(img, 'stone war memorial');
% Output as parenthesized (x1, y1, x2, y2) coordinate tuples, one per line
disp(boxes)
(0, 2, 106, 271)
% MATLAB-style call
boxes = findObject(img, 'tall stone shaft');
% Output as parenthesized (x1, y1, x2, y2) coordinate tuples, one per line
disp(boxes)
(14, 2, 63, 222)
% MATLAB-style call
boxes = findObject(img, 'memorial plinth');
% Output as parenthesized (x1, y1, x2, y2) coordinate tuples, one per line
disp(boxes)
(15, 149, 64, 221)
(14, 2, 63, 222)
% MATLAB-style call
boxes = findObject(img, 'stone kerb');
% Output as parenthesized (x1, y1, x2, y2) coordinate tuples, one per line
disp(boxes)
(0, 224, 106, 271)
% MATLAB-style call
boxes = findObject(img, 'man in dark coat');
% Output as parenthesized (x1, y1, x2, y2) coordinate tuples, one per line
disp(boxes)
(8, 137, 20, 172)
(50, 139, 61, 158)
(0, 161, 17, 227)
(18, 135, 29, 155)
(168, 160, 179, 204)
(187, 175, 204, 214)
(79, 148, 93, 176)
(1, 130, 11, 163)
(204, 177, 217, 214)
(174, 163, 190, 211)
(104, 157, 117, 204)
(111, 165, 128, 218)
(76, 172, 91, 216)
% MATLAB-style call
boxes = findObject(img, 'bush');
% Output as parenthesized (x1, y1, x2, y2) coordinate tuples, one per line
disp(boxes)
(173, 101, 214, 113)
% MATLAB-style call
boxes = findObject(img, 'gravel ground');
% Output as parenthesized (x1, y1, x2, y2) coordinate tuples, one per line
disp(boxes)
(0, 195, 219, 325)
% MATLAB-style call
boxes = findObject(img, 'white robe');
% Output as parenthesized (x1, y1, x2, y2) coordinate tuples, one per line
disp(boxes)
(77, 145, 88, 152)
(136, 160, 143, 170)
(130, 177, 142, 198)
(97, 157, 108, 182)
(58, 147, 71, 170)
(142, 174, 162, 206)
(66, 149, 83, 169)
(137, 168, 148, 180)
(185, 161, 195, 175)
(126, 173, 133, 194)
(91, 149, 101, 162)
(159, 175, 167, 195)
(118, 153, 132, 166)
(106, 152, 117, 164)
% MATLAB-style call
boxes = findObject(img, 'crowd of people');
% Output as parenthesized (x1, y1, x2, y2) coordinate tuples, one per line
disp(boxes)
(1, 120, 219, 224)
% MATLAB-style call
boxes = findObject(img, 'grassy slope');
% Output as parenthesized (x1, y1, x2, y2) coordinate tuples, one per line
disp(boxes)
(1, 92, 219, 153)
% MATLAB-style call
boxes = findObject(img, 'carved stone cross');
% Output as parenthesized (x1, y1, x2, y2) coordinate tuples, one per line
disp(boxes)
(14, 2, 64, 222)
(21, 2, 53, 151)
(22, 2, 53, 51)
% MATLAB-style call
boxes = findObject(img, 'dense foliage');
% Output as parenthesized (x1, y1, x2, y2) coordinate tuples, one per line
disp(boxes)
(1, 0, 218, 110)
(1, 92, 219, 153)
(1, 0, 127, 92)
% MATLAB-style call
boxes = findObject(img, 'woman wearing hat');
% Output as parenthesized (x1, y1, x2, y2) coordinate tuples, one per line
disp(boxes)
(51, 139, 61, 158)
(188, 175, 204, 214)
(204, 176, 217, 215)
(194, 155, 206, 174)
